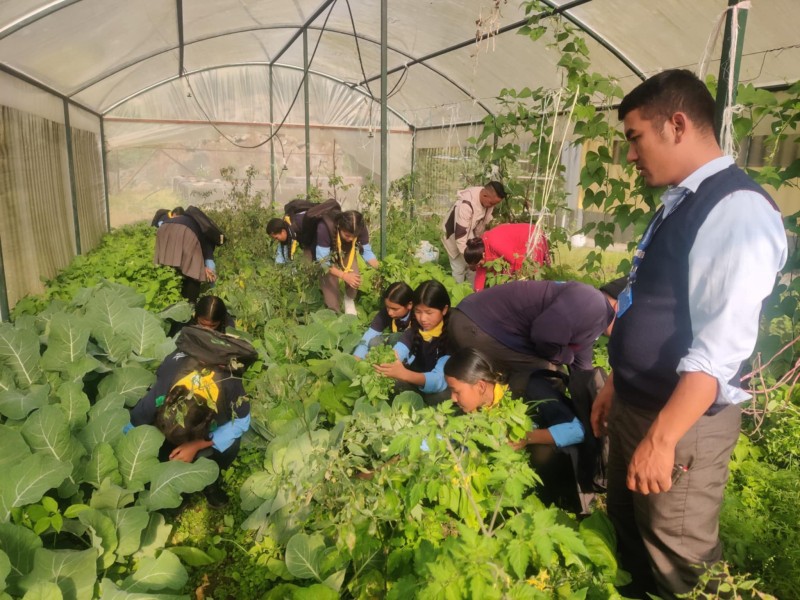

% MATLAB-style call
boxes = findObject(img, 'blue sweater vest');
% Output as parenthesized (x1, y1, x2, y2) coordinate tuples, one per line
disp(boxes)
(608, 164, 777, 411)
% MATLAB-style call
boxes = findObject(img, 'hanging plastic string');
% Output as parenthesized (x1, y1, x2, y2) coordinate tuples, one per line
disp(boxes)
(697, 1, 752, 158)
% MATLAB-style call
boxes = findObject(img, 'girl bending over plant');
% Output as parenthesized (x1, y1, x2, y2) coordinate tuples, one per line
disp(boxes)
(353, 281, 414, 359)
(374, 280, 451, 405)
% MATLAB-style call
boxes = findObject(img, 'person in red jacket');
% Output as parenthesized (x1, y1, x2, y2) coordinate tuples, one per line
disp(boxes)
(463, 222, 550, 291)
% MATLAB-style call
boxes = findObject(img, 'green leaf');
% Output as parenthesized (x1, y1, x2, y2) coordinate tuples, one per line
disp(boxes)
(89, 480, 136, 511)
(97, 368, 156, 408)
(21, 405, 84, 467)
(92, 325, 134, 364)
(0, 323, 43, 389)
(55, 383, 90, 431)
(77, 508, 118, 570)
(506, 538, 530, 579)
(158, 303, 194, 324)
(18, 548, 97, 600)
(0, 549, 10, 593)
(40, 313, 98, 380)
(114, 426, 164, 489)
(0, 454, 72, 522)
(120, 550, 187, 593)
(137, 459, 219, 511)
(284, 533, 326, 581)
(108, 507, 150, 558)
(77, 408, 129, 451)
(21, 581, 63, 600)
(98, 578, 186, 599)
(0, 385, 50, 421)
(80, 442, 121, 488)
(134, 513, 172, 560)
(0, 523, 43, 596)
(85, 289, 134, 331)
(118, 309, 170, 360)
(166, 546, 218, 567)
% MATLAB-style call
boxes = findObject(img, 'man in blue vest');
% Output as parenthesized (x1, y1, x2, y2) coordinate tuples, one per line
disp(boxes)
(590, 69, 787, 598)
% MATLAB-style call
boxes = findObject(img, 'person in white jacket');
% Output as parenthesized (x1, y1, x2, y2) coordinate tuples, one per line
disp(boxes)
(441, 181, 506, 283)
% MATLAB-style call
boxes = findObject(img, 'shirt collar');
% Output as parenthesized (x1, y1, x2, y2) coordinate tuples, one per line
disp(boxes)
(662, 155, 734, 215)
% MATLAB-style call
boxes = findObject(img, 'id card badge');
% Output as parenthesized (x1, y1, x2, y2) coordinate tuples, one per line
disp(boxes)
(616, 285, 632, 317)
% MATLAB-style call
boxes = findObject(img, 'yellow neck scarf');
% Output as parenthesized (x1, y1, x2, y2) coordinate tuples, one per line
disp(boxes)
(336, 232, 356, 272)
(419, 319, 444, 342)
(490, 383, 508, 408)
(283, 215, 298, 259)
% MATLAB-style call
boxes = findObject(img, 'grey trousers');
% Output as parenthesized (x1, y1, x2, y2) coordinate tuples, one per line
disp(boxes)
(321, 258, 359, 313)
(606, 396, 741, 599)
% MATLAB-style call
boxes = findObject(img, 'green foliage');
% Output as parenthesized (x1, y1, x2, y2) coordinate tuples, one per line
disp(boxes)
(11, 225, 182, 318)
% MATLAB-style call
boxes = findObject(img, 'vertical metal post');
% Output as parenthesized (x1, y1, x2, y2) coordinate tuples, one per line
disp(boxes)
(63, 100, 82, 255)
(269, 64, 276, 206)
(379, 0, 388, 259)
(0, 233, 10, 321)
(714, 0, 749, 140)
(409, 127, 416, 220)
(303, 29, 311, 194)
(99, 116, 111, 231)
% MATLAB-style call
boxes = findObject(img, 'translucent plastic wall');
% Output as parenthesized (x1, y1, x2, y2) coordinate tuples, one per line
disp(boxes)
(104, 66, 412, 226)
(0, 72, 106, 314)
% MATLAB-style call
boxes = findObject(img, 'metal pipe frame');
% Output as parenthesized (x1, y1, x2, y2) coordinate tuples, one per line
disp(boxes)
(379, 0, 388, 259)
(303, 30, 311, 193)
(99, 117, 111, 231)
(63, 100, 82, 255)
(715, 0, 749, 139)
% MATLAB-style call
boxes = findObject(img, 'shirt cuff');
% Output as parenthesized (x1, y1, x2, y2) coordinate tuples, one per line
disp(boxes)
(355, 328, 381, 359)
(361, 244, 377, 263)
(204, 259, 216, 271)
(210, 414, 250, 452)
(677, 354, 751, 405)
(421, 356, 449, 394)
(393, 341, 411, 362)
(548, 418, 585, 448)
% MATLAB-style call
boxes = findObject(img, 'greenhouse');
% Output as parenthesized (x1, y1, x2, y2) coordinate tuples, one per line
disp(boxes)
(1, 0, 799, 598)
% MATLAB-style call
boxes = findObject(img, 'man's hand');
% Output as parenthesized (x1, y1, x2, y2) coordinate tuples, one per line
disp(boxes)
(591, 373, 614, 437)
(627, 435, 675, 495)
(342, 272, 361, 289)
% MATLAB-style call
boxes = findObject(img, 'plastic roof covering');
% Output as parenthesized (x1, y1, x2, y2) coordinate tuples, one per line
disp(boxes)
(1, 0, 799, 130)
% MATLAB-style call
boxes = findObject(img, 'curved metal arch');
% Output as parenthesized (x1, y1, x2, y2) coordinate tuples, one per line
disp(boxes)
(102, 61, 415, 128)
(0, 0, 82, 40)
(539, 0, 645, 82)
(76, 23, 495, 119)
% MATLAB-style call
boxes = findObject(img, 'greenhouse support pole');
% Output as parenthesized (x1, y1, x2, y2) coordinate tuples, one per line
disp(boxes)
(63, 100, 82, 255)
(99, 117, 111, 231)
(269, 64, 276, 205)
(379, 0, 388, 259)
(714, 0, 749, 140)
(303, 29, 311, 194)
(0, 234, 10, 322)
(409, 127, 416, 220)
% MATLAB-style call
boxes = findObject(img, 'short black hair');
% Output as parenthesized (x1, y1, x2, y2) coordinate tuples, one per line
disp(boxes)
(618, 69, 716, 134)
(484, 181, 506, 199)
(266, 218, 287, 236)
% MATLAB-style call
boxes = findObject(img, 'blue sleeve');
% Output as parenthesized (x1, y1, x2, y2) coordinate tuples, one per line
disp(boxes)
(361, 243, 377, 263)
(547, 417, 585, 448)
(421, 355, 450, 394)
(275, 245, 286, 264)
(354, 327, 382, 359)
(393, 329, 415, 362)
(204, 258, 216, 272)
(316, 245, 332, 267)
(210, 413, 251, 452)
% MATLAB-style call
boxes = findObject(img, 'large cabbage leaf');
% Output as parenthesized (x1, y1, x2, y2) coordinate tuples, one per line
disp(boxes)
(137, 459, 218, 511)
(0, 324, 42, 389)
(0, 454, 71, 522)
(0, 384, 50, 421)
(18, 548, 97, 600)
(40, 313, 102, 380)
(21, 406, 85, 468)
(0, 524, 42, 597)
(114, 426, 163, 490)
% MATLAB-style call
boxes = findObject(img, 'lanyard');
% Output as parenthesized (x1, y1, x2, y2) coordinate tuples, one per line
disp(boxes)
(617, 188, 690, 317)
